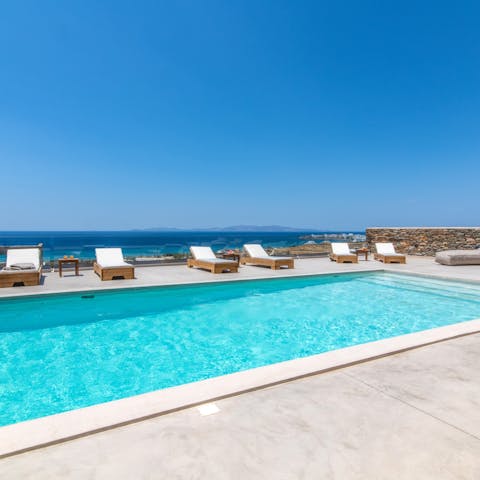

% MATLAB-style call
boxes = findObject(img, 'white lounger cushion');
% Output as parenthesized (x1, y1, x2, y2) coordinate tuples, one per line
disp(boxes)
(244, 244, 269, 258)
(375, 242, 399, 255)
(331, 243, 352, 256)
(201, 258, 237, 264)
(244, 244, 292, 260)
(190, 246, 217, 260)
(190, 246, 237, 264)
(95, 248, 132, 268)
(6, 248, 41, 270)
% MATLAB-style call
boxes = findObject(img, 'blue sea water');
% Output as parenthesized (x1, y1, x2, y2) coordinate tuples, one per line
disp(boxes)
(1, 272, 480, 426)
(0, 230, 364, 262)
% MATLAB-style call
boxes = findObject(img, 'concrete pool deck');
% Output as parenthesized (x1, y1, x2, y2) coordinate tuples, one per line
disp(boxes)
(1, 332, 479, 479)
(1, 256, 480, 478)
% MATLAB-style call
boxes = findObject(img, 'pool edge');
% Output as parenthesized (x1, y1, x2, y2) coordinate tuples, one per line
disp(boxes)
(0, 268, 382, 301)
(1, 318, 479, 459)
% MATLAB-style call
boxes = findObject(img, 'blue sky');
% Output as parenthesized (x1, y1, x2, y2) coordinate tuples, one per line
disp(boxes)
(1, 0, 479, 230)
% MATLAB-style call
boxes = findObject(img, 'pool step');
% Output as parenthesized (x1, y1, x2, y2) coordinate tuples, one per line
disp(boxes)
(358, 274, 480, 304)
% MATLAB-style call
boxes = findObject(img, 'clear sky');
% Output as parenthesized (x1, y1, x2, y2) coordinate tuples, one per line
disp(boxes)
(1, 0, 479, 230)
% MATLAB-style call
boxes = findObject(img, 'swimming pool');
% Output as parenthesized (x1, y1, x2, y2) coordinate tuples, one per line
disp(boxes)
(1, 272, 480, 427)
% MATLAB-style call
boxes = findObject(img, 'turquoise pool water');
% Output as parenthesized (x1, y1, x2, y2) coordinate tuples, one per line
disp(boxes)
(1, 272, 480, 426)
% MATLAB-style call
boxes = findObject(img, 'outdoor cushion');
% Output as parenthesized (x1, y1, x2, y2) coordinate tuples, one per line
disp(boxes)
(95, 248, 132, 267)
(244, 244, 269, 258)
(190, 246, 217, 260)
(375, 243, 397, 255)
(435, 249, 480, 266)
(6, 248, 41, 270)
(331, 243, 352, 255)
(197, 258, 237, 264)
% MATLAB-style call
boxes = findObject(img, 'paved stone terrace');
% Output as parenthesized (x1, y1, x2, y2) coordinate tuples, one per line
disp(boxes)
(1, 257, 480, 479)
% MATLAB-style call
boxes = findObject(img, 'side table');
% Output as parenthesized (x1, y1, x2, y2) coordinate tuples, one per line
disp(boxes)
(219, 252, 241, 265)
(355, 248, 369, 261)
(58, 258, 80, 277)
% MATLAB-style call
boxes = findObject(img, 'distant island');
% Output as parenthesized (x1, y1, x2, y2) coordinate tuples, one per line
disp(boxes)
(134, 225, 354, 233)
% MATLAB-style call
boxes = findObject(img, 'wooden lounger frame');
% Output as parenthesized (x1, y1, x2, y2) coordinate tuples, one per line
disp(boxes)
(240, 256, 294, 270)
(374, 253, 406, 264)
(93, 262, 135, 281)
(329, 253, 358, 264)
(187, 258, 238, 274)
(0, 269, 42, 288)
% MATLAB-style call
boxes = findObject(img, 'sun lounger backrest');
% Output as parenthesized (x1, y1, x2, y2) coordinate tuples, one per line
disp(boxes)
(375, 243, 396, 255)
(244, 244, 269, 258)
(331, 243, 351, 255)
(6, 248, 41, 270)
(95, 248, 125, 267)
(190, 246, 216, 260)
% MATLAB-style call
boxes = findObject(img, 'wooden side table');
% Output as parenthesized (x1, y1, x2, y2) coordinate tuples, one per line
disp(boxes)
(355, 248, 369, 261)
(219, 252, 241, 265)
(58, 258, 80, 277)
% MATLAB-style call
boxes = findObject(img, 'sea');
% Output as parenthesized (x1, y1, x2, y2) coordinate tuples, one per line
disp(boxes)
(0, 231, 366, 262)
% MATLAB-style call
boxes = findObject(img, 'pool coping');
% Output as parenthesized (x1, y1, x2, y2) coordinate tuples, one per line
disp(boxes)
(2, 264, 480, 302)
(1, 316, 479, 458)
(0, 268, 383, 300)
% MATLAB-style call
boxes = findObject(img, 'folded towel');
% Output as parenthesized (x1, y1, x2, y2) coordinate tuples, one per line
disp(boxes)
(8, 263, 36, 270)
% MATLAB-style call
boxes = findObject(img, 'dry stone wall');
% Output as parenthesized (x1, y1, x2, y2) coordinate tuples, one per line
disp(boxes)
(366, 227, 480, 256)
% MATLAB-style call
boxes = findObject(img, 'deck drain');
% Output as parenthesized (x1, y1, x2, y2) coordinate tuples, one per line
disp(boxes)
(197, 403, 220, 416)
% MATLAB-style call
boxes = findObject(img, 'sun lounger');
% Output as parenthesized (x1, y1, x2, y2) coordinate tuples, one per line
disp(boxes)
(374, 243, 406, 264)
(329, 243, 358, 263)
(240, 244, 294, 269)
(0, 247, 42, 287)
(94, 248, 135, 280)
(187, 246, 238, 273)
(435, 249, 480, 266)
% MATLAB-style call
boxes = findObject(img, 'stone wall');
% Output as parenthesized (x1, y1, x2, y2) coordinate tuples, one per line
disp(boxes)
(366, 227, 480, 256)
